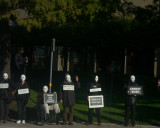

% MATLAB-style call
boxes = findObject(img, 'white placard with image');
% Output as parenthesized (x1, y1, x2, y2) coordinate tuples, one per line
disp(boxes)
(63, 85, 74, 91)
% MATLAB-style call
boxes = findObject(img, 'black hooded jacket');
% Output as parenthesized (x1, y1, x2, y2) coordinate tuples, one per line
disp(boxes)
(88, 82, 102, 96)
(124, 80, 138, 105)
(15, 82, 30, 102)
(0, 79, 13, 103)
(60, 80, 80, 106)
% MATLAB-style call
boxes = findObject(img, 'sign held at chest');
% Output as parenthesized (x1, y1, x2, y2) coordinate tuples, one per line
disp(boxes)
(0, 83, 9, 89)
(63, 85, 74, 91)
(90, 88, 102, 92)
(128, 86, 143, 95)
(44, 93, 57, 104)
(89, 95, 104, 108)
(18, 88, 29, 95)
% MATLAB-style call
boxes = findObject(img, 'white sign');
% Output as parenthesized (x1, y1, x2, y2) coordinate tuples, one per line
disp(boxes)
(63, 85, 74, 91)
(89, 95, 104, 108)
(44, 94, 57, 104)
(18, 88, 29, 95)
(0, 83, 9, 89)
(90, 88, 102, 92)
(128, 86, 143, 95)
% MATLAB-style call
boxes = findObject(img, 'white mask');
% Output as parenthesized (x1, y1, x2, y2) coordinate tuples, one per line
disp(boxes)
(95, 75, 99, 82)
(21, 74, 26, 82)
(66, 75, 71, 82)
(3, 73, 8, 80)
(130, 75, 135, 82)
(43, 86, 48, 93)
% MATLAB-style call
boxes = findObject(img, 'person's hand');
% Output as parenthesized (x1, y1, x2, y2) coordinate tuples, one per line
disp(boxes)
(53, 92, 57, 94)
(158, 81, 160, 86)
(60, 99, 63, 104)
(25, 59, 28, 63)
(75, 76, 79, 82)
(87, 96, 89, 102)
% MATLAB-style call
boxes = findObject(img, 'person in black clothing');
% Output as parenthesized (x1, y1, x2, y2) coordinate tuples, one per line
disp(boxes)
(0, 73, 13, 123)
(14, 47, 28, 83)
(37, 86, 60, 124)
(60, 73, 80, 125)
(15, 74, 30, 124)
(124, 75, 138, 127)
(86, 75, 103, 126)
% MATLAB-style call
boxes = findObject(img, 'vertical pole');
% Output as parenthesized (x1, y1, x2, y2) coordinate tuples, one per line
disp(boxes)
(154, 48, 158, 78)
(49, 38, 55, 93)
(94, 52, 97, 73)
(124, 48, 127, 75)
(57, 47, 61, 71)
(67, 48, 70, 72)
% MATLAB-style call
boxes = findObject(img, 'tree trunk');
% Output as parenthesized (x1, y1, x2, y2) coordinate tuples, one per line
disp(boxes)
(0, 33, 11, 78)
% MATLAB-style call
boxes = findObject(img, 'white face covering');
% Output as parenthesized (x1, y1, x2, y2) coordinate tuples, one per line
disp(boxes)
(43, 86, 48, 93)
(130, 75, 136, 82)
(95, 75, 99, 82)
(21, 74, 26, 82)
(66, 75, 71, 82)
(3, 73, 8, 80)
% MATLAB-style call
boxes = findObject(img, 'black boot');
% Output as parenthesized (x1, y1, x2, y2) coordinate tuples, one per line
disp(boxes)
(46, 114, 50, 122)
(55, 113, 60, 125)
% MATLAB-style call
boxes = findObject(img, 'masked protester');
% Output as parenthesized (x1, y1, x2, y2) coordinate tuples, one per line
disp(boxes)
(86, 75, 102, 126)
(0, 73, 13, 123)
(37, 86, 60, 124)
(15, 74, 30, 124)
(124, 75, 138, 127)
(60, 73, 80, 125)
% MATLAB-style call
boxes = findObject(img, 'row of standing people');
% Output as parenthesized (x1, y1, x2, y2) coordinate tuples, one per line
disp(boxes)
(0, 73, 29, 124)
(0, 72, 149, 127)
(0, 73, 102, 125)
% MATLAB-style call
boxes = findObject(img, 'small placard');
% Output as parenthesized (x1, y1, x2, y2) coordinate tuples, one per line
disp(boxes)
(44, 93, 57, 104)
(128, 86, 143, 95)
(89, 95, 104, 108)
(63, 85, 74, 91)
(18, 88, 29, 95)
(0, 83, 9, 89)
(90, 88, 102, 92)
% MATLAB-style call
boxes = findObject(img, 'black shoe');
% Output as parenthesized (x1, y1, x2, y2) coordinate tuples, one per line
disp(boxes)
(62, 122, 67, 125)
(86, 122, 93, 125)
(132, 124, 135, 127)
(4, 120, 7, 123)
(55, 113, 60, 125)
(68, 122, 73, 125)
(46, 114, 50, 121)
(98, 122, 101, 126)
(124, 124, 128, 127)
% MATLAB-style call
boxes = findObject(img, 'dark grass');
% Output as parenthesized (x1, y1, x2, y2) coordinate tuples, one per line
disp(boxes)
(9, 70, 160, 126)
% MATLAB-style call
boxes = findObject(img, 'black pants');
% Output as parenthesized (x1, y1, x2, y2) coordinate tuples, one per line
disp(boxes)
(88, 108, 101, 123)
(125, 103, 136, 125)
(17, 100, 27, 120)
(63, 105, 74, 124)
(0, 99, 9, 121)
